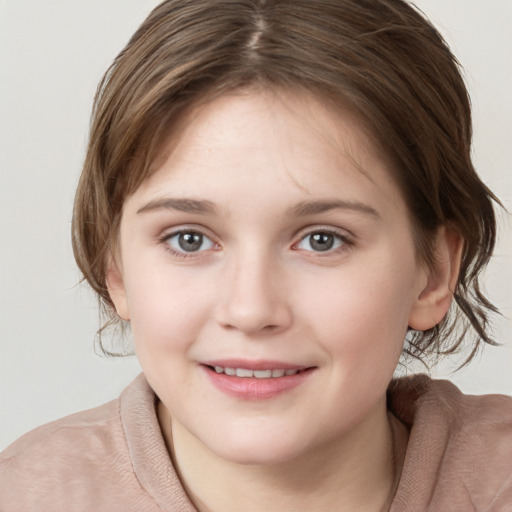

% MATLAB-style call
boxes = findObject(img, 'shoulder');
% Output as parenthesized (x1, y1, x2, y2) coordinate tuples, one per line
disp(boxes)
(388, 374, 512, 427)
(0, 375, 162, 512)
(389, 375, 512, 511)
(1, 397, 122, 461)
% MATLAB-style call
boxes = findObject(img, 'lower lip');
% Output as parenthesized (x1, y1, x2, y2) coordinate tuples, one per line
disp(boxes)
(202, 366, 314, 400)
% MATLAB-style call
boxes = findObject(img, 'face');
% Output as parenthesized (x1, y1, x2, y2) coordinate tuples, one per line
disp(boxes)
(109, 89, 431, 465)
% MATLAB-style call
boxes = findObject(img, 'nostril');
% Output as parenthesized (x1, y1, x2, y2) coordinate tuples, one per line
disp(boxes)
(213, 283, 293, 334)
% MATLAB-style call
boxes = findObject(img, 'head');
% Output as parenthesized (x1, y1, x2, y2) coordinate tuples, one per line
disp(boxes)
(72, 0, 498, 366)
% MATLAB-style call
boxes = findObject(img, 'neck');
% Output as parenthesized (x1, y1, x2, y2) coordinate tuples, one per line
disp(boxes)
(158, 397, 408, 512)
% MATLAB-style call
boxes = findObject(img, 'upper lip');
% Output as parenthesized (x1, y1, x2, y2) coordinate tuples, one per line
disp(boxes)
(201, 359, 311, 371)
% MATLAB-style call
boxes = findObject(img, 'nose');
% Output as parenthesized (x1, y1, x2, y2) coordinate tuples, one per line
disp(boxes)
(214, 250, 292, 335)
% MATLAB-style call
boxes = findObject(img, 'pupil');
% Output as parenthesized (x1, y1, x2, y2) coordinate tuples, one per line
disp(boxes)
(311, 233, 333, 251)
(178, 233, 202, 251)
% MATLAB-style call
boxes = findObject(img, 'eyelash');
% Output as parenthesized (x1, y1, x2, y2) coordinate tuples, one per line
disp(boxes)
(159, 229, 218, 260)
(159, 227, 353, 259)
(292, 228, 353, 255)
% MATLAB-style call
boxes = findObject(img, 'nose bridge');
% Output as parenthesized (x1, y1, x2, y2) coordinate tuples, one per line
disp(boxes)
(216, 242, 291, 334)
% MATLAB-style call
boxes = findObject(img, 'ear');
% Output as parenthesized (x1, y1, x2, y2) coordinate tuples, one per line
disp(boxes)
(408, 227, 463, 331)
(106, 259, 130, 321)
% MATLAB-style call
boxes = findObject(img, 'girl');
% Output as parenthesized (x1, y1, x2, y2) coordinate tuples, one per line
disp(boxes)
(1, 1, 511, 510)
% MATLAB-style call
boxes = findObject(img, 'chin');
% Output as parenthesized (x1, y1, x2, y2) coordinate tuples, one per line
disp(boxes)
(204, 428, 311, 467)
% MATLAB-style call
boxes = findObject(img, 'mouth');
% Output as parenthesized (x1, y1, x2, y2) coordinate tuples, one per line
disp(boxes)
(206, 365, 305, 379)
(201, 361, 315, 400)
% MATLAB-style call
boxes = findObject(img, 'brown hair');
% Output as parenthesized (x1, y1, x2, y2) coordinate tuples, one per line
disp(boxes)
(72, 0, 500, 363)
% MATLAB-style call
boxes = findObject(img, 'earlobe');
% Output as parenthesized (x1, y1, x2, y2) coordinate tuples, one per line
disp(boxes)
(106, 260, 130, 321)
(408, 227, 463, 331)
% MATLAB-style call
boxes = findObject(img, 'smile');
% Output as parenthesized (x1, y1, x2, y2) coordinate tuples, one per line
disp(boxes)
(202, 363, 315, 400)
(211, 366, 301, 378)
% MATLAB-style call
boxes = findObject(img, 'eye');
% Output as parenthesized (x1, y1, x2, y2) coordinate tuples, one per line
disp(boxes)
(295, 231, 346, 253)
(165, 231, 215, 253)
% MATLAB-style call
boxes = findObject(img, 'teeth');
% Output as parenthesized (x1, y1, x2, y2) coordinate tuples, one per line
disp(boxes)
(254, 370, 272, 379)
(236, 368, 253, 377)
(211, 366, 302, 378)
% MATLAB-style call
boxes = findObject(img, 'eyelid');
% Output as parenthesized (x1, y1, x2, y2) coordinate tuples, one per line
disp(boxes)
(159, 225, 220, 259)
(159, 224, 217, 241)
(291, 226, 354, 253)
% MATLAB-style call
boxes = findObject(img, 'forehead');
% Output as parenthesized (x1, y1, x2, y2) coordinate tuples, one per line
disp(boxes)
(128, 88, 406, 220)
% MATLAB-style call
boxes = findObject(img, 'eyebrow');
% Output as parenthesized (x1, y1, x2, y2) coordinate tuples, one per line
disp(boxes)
(137, 198, 218, 215)
(290, 200, 379, 218)
(137, 197, 379, 218)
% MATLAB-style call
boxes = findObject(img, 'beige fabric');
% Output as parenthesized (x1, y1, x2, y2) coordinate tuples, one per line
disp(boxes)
(388, 376, 512, 511)
(1, 374, 511, 511)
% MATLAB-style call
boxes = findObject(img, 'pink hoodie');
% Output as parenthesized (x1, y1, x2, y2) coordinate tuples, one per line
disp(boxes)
(1, 374, 511, 511)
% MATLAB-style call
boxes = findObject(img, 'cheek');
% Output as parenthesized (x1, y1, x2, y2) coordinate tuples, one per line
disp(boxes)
(301, 253, 418, 366)
(123, 262, 217, 359)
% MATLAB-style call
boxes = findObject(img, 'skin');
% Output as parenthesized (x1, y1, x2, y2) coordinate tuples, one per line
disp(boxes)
(108, 89, 460, 512)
